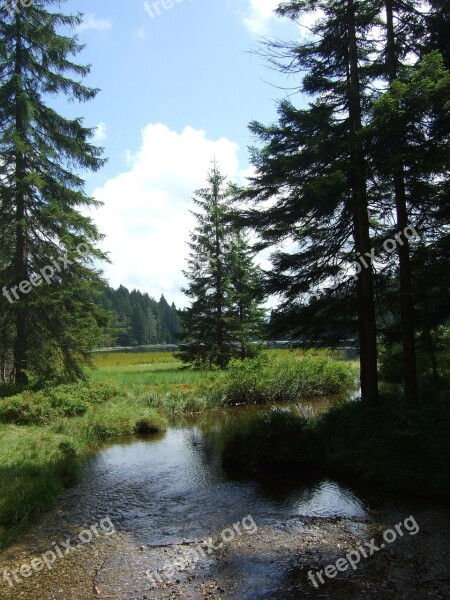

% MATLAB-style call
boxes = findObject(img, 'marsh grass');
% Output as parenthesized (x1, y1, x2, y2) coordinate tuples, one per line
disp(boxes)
(0, 383, 167, 549)
(220, 400, 450, 496)
(0, 348, 358, 548)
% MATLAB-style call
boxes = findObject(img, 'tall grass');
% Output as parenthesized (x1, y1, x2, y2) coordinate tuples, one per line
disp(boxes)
(220, 400, 450, 496)
(0, 382, 167, 549)
(207, 354, 358, 406)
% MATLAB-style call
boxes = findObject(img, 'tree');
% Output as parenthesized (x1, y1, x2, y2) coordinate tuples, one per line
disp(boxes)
(0, 0, 107, 382)
(227, 229, 266, 359)
(178, 163, 265, 367)
(371, 49, 450, 395)
(377, 0, 429, 405)
(240, 0, 380, 404)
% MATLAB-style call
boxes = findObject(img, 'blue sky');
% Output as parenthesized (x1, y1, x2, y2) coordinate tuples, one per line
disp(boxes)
(62, 0, 303, 306)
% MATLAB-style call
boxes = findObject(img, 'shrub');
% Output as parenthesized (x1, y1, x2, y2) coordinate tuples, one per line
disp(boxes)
(0, 381, 121, 425)
(134, 418, 160, 435)
(221, 409, 322, 470)
(214, 354, 357, 406)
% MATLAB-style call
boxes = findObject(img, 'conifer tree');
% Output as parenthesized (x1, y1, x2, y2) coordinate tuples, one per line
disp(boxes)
(179, 164, 265, 367)
(0, 0, 107, 382)
(241, 0, 380, 404)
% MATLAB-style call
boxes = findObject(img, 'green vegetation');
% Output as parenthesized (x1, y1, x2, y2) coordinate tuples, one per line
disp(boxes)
(89, 350, 357, 413)
(204, 353, 357, 405)
(95, 286, 182, 347)
(178, 163, 265, 368)
(0, 381, 167, 550)
(221, 400, 450, 497)
(0, 348, 356, 548)
(379, 326, 450, 401)
(0, 0, 109, 384)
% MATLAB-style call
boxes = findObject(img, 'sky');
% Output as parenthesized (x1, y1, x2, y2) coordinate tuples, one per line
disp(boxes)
(61, 0, 304, 307)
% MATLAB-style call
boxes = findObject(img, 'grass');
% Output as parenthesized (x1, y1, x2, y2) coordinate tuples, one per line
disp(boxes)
(0, 347, 358, 549)
(0, 382, 167, 550)
(220, 399, 450, 497)
(91, 351, 180, 368)
(89, 349, 358, 410)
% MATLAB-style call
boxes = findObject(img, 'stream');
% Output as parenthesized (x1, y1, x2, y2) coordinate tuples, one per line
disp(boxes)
(1, 398, 449, 599)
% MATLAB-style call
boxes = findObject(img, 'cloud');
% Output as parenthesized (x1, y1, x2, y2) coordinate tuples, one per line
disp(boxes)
(92, 122, 107, 143)
(77, 14, 112, 32)
(243, 0, 280, 34)
(91, 124, 241, 307)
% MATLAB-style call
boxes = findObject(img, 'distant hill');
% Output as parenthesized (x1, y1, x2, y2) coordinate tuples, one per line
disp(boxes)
(95, 285, 182, 348)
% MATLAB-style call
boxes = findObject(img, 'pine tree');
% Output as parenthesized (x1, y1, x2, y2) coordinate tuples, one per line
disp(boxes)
(0, 0, 108, 382)
(369, 1, 450, 403)
(179, 164, 265, 367)
(241, 0, 380, 404)
(227, 229, 266, 359)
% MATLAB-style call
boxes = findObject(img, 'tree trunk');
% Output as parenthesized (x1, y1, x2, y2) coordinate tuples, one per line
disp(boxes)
(385, 0, 419, 405)
(347, 0, 379, 405)
(424, 325, 440, 391)
(13, 15, 29, 385)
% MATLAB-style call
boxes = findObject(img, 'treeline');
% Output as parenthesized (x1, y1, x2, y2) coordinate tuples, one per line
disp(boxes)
(95, 286, 182, 347)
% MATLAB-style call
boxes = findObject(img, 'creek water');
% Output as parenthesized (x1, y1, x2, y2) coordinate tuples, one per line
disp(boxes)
(1, 397, 449, 599)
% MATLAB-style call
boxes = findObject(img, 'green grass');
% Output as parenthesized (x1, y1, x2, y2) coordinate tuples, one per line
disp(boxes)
(0, 424, 79, 549)
(0, 382, 167, 550)
(91, 351, 180, 368)
(220, 399, 450, 497)
(0, 348, 358, 549)
(89, 349, 358, 407)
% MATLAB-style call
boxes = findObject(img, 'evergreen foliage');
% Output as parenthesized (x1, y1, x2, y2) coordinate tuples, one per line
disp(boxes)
(95, 286, 182, 348)
(0, 0, 108, 383)
(178, 163, 266, 368)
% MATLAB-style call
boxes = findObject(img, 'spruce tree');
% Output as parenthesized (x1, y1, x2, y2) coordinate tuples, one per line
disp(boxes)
(0, 0, 107, 382)
(241, 0, 380, 404)
(227, 229, 266, 360)
(179, 164, 265, 367)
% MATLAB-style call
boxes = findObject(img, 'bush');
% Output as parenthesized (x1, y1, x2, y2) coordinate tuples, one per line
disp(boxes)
(211, 354, 357, 406)
(0, 381, 121, 425)
(379, 326, 450, 399)
(220, 399, 450, 496)
(134, 418, 160, 435)
(221, 409, 322, 471)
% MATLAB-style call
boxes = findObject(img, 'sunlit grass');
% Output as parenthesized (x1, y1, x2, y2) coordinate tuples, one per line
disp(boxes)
(91, 351, 179, 368)
(0, 385, 167, 550)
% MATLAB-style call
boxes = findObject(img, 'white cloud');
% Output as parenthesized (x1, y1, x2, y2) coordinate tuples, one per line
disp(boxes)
(91, 124, 241, 307)
(77, 14, 112, 32)
(243, 0, 281, 34)
(92, 122, 107, 143)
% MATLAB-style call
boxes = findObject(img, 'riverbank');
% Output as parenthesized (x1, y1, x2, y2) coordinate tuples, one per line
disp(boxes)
(221, 399, 450, 498)
(0, 424, 449, 600)
(0, 382, 167, 550)
(0, 350, 356, 550)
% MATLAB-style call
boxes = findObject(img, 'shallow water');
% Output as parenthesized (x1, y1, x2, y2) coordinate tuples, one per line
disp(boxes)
(1, 398, 449, 599)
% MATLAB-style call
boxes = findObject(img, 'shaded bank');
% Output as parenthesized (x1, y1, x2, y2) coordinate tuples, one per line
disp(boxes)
(221, 400, 450, 497)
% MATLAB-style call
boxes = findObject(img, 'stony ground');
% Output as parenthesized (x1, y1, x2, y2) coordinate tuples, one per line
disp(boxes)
(1, 504, 449, 600)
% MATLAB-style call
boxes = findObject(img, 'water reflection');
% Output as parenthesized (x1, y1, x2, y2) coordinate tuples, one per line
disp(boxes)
(59, 402, 367, 547)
